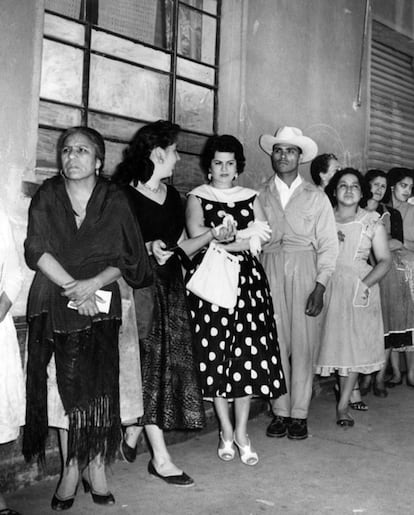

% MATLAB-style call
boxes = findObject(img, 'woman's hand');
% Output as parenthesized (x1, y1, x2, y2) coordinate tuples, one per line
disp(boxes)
(76, 297, 100, 317)
(151, 239, 174, 265)
(62, 278, 102, 306)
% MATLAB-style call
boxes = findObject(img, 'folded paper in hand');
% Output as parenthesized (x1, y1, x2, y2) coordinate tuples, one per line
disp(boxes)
(67, 289, 112, 313)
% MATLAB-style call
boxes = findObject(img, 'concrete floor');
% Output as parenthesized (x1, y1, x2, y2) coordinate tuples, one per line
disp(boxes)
(4, 383, 414, 515)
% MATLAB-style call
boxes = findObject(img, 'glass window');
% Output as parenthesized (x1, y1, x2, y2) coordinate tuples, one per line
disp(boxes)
(39, 0, 220, 193)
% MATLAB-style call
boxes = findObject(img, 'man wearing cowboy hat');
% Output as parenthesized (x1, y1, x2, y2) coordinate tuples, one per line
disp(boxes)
(258, 126, 338, 440)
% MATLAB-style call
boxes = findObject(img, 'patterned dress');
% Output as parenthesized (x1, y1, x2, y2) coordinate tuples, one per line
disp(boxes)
(315, 209, 385, 376)
(186, 185, 286, 400)
(126, 185, 206, 430)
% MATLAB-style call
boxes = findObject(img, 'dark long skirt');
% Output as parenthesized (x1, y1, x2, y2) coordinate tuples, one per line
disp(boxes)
(137, 256, 206, 430)
(23, 315, 121, 465)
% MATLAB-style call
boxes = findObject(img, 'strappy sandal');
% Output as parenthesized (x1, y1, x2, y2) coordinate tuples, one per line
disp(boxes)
(234, 436, 259, 466)
(217, 432, 235, 461)
(348, 387, 368, 411)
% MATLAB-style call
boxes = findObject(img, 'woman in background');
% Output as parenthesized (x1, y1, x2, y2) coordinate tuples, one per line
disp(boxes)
(315, 169, 391, 427)
(0, 209, 24, 515)
(310, 153, 341, 190)
(360, 170, 414, 396)
(23, 126, 151, 510)
(186, 134, 286, 466)
(385, 167, 414, 386)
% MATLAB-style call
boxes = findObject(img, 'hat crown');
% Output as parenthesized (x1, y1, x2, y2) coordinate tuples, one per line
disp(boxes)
(274, 126, 304, 140)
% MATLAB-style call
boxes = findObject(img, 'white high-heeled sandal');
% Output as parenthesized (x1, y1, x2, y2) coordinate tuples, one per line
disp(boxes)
(217, 432, 236, 461)
(234, 436, 259, 466)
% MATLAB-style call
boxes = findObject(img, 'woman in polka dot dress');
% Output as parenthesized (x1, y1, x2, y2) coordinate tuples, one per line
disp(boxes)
(186, 135, 286, 466)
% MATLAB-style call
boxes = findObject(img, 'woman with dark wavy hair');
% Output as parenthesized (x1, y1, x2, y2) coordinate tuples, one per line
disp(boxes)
(316, 168, 391, 427)
(112, 121, 231, 486)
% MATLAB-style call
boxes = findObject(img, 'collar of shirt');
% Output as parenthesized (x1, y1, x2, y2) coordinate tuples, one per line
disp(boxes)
(274, 174, 303, 209)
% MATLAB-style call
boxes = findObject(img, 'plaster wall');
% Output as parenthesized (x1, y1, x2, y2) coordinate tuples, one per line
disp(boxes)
(0, 0, 44, 315)
(219, 0, 370, 189)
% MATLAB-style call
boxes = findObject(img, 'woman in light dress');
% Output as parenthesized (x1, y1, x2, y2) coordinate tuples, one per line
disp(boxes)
(315, 169, 391, 427)
(0, 208, 24, 515)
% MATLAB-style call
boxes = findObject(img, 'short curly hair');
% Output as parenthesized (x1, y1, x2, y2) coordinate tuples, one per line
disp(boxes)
(200, 134, 246, 178)
(325, 168, 371, 208)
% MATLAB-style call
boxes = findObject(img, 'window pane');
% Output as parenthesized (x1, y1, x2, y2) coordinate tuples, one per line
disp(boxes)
(103, 140, 128, 177)
(39, 101, 82, 128)
(91, 30, 170, 72)
(173, 153, 205, 194)
(89, 55, 169, 120)
(89, 112, 144, 142)
(178, 132, 208, 155)
(177, 57, 214, 85)
(36, 128, 61, 170)
(44, 13, 85, 45)
(178, 5, 216, 64)
(176, 80, 213, 133)
(45, 0, 82, 19)
(181, 0, 217, 15)
(40, 40, 83, 105)
(97, 0, 172, 50)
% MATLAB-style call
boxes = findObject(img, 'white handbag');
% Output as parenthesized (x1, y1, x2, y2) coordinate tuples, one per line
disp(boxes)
(186, 241, 240, 309)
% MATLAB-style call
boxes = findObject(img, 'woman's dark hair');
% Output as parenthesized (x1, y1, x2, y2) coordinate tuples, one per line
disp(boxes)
(112, 120, 180, 186)
(365, 169, 391, 204)
(200, 134, 246, 177)
(310, 153, 337, 186)
(325, 167, 370, 208)
(387, 167, 414, 188)
(57, 126, 105, 174)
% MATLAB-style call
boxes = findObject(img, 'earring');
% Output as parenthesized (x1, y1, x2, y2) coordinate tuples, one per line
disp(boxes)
(208, 173, 212, 181)
(233, 173, 238, 181)
(59, 169, 65, 177)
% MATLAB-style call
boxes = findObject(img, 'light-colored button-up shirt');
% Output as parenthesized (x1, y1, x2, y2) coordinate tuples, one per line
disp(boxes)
(274, 174, 302, 209)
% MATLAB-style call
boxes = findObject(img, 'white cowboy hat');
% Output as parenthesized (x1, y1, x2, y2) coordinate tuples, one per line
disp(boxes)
(259, 126, 318, 164)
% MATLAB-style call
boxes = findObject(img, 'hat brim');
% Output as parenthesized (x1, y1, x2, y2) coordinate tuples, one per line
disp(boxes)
(259, 134, 318, 164)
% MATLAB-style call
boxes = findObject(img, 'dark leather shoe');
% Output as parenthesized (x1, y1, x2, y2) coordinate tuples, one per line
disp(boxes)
(287, 418, 308, 440)
(148, 460, 194, 487)
(82, 478, 115, 505)
(266, 415, 290, 438)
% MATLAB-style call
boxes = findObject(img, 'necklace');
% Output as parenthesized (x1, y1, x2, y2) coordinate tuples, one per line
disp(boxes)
(139, 181, 161, 194)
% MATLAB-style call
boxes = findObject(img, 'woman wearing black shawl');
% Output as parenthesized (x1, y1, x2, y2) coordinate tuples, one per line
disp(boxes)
(23, 127, 152, 510)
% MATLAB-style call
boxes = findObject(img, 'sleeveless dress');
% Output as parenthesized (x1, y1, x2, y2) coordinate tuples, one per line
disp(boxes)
(315, 209, 385, 376)
(126, 185, 206, 430)
(186, 185, 286, 400)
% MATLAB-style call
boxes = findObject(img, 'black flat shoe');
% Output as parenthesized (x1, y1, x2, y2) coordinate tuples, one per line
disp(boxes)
(82, 478, 115, 505)
(51, 492, 76, 511)
(147, 460, 194, 487)
(0, 509, 23, 515)
(336, 410, 354, 427)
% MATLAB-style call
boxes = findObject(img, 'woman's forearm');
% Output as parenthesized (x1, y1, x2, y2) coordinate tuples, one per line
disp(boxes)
(37, 253, 74, 287)
(362, 259, 391, 288)
(179, 229, 214, 257)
